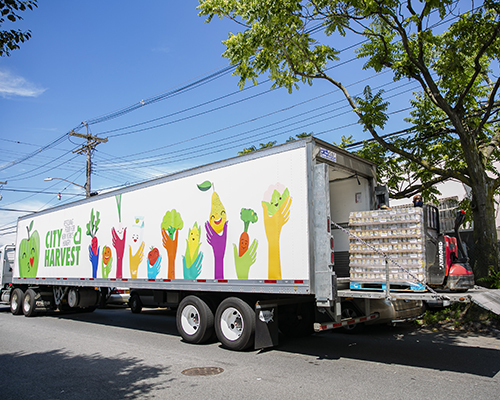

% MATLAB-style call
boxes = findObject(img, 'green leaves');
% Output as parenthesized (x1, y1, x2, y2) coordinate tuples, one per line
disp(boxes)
(199, 0, 500, 277)
(0, 0, 37, 57)
(197, 180, 212, 191)
(161, 209, 184, 239)
(355, 86, 388, 131)
(86, 208, 100, 238)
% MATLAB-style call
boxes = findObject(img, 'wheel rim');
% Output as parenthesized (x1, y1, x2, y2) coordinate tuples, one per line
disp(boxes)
(220, 307, 244, 341)
(181, 304, 200, 335)
(11, 292, 19, 310)
(23, 294, 31, 313)
(68, 289, 78, 308)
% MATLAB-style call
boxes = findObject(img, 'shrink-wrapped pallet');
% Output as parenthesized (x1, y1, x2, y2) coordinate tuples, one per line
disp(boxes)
(348, 207, 427, 291)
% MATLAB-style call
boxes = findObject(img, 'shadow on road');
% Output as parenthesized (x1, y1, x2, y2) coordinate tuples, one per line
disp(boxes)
(3, 306, 499, 378)
(275, 324, 500, 378)
(0, 349, 172, 399)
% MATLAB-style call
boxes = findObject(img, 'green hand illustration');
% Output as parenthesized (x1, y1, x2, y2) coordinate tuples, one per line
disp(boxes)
(102, 254, 113, 279)
(233, 239, 258, 280)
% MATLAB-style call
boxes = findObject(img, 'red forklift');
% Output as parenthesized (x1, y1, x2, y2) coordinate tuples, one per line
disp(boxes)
(424, 205, 475, 291)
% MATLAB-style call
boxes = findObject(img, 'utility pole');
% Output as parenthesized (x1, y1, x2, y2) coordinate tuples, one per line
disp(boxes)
(70, 124, 108, 198)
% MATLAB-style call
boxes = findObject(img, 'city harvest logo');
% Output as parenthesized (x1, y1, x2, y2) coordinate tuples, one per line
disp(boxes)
(44, 219, 82, 267)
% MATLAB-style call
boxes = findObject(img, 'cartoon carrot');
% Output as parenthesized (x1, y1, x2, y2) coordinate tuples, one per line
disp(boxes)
(239, 208, 258, 256)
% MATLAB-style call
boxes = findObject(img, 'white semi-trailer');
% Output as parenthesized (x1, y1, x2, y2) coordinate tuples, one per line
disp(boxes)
(2, 138, 488, 350)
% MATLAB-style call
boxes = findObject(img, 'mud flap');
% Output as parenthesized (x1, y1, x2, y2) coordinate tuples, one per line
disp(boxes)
(254, 305, 279, 349)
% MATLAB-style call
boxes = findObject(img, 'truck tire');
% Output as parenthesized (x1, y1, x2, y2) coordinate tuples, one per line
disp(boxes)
(129, 294, 142, 314)
(22, 288, 37, 317)
(10, 288, 24, 315)
(215, 297, 255, 351)
(176, 296, 215, 344)
(68, 288, 79, 308)
(340, 302, 364, 333)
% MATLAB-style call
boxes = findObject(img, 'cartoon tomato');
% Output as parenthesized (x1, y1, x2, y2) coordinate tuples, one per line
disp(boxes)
(148, 247, 159, 265)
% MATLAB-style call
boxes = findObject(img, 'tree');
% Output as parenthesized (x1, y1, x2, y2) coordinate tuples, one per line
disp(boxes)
(0, 0, 37, 57)
(237, 140, 276, 154)
(238, 133, 312, 154)
(199, 0, 500, 281)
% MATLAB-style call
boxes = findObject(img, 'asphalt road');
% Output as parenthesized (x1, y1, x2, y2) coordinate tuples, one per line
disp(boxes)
(0, 305, 499, 400)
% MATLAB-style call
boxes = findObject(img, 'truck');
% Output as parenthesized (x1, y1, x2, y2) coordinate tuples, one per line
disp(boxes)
(0, 137, 496, 350)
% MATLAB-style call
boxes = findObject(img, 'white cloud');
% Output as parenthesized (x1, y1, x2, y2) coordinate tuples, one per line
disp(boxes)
(0, 69, 46, 98)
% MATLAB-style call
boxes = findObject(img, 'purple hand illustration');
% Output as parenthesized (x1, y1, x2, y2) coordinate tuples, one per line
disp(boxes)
(205, 220, 228, 279)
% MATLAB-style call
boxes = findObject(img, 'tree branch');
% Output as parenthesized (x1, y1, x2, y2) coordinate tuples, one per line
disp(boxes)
(456, 19, 500, 113)
(390, 175, 454, 199)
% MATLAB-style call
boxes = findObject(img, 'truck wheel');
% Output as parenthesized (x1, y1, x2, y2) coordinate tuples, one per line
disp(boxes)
(129, 294, 142, 314)
(22, 288, 37, 317)
(340, 302, 364, 333)
(10, 288, 24, 315)
(176, 296, 215, 344)
(215, 297, 255, 351)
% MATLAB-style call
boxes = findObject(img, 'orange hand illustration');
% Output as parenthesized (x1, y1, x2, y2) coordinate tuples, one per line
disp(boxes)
(262, 195, 292, 280)
(129, 241, 145, 279)
(162, 228, 179, 279)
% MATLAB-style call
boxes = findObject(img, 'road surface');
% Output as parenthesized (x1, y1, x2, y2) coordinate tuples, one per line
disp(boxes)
(0, 306, 498, 399)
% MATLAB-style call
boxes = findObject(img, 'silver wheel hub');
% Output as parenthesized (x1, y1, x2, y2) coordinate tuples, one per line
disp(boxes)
(181, 305, 200, 335)
(220, 307, 244, 341)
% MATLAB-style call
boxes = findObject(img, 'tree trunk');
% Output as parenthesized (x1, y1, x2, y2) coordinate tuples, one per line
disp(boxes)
(470, 183, 499, 282)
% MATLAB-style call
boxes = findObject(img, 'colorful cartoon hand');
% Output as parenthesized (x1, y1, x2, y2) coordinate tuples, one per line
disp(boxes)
(89, 245, 100, 279)
(183, 252, 203, 279)
(205, 221, 228, 279)
(262, 195, 292, 280)
(233, 239, 258, 280)
(161, 228, 179, 279)
(102, 255, 113, 279)
(147, 254, 162, 279)
(129, 241, 145, 279)
(112, 227, 127, 279)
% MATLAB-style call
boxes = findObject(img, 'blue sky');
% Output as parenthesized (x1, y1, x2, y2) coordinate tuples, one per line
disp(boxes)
(0, 1, 419, 246)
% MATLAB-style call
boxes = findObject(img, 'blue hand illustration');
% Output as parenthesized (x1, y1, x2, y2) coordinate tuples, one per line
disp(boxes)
(89, 245, 100, 279)
(147, 254, 162, 279)
(183, 252, 203, 279)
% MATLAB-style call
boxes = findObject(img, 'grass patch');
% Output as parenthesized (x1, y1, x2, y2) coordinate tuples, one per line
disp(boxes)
(416, 303, 500, 332)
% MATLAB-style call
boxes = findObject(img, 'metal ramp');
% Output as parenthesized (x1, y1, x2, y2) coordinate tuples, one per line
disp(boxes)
(337, 286, 500, 315)
(469, 287, 500, 315)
